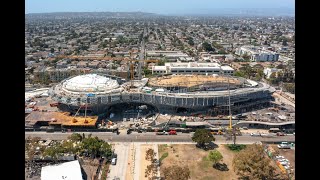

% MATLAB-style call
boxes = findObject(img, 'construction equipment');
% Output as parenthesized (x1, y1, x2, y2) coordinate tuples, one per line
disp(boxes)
(123, 59, 159, 87)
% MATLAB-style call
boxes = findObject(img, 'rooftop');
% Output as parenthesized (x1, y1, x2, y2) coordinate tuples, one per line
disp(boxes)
(41, 160, 83, 180)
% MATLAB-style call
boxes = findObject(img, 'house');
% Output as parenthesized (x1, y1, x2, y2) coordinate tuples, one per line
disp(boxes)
(77, 61, 88, 68)
(88, 61, 100, 69)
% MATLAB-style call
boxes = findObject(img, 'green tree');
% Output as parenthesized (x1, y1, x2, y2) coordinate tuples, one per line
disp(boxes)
(143, 67, 152, 77)
(145, 148, 156, 161)
(43, 143, 65, 162)
(81, 136, 112, 158)
(234, 71, 245, 78)
(187, 38, 194, 46)
(68, 133, 83, 142)
(163, 165, 191, 180)
(208, 150, 223, 166)
(192, 129, 215, 147)
(158, 59, 166, 66)
(50, 48, 55, 53)
(202, 42, 214, 52)
(233, 144, 286, 180)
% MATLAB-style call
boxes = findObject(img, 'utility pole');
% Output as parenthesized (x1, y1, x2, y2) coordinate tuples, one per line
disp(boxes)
(228, 75, 232, 129)
(85, 96, 88, 121)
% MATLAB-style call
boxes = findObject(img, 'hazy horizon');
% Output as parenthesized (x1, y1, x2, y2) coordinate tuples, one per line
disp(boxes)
(26, 0, 295, 16)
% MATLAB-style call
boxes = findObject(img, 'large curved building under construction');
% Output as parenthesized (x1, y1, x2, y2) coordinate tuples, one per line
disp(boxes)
(49, 73, 275, 117)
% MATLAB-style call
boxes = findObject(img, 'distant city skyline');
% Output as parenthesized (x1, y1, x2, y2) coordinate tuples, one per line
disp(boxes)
(26, 0, 295, 15)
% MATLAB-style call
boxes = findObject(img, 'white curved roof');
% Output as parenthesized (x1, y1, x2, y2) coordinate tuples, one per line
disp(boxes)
(62, 74, 119, 92)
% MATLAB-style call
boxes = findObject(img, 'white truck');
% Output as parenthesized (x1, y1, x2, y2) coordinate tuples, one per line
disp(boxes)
(277, 142, 291, 149)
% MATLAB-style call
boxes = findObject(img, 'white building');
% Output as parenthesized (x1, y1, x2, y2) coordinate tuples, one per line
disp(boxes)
(146, 51, 190, 61)
(41, 160, 83, 180)
(236, 46, 279, 62)
(152, 62, 234, 76)
(263, 68, 279, 79)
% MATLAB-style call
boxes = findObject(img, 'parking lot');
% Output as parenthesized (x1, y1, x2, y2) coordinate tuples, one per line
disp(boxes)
(267, 144, 295, 178)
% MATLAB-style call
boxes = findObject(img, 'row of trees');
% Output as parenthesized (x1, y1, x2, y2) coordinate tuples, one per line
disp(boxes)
(234, 64, 264, 81)
(233, 144, 287, 180)
(26, 133, 113, 163)
(268, 69, 295, 85)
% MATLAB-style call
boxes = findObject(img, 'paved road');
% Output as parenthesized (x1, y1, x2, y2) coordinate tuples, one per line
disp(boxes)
(137, 27, 146, 80)
(25, 132, 295, 143)
(107, 143, 130, 180)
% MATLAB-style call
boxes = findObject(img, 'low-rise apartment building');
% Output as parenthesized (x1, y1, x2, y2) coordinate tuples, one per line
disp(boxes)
(236, 46, 280, 62)
(152, 62, 234, 76)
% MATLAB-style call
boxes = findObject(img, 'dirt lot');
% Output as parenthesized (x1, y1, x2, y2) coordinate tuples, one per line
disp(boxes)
(149, 75, 241, 88)
(271, 145, 295, 178)
(125, 144, 134, 180)
(158, 144, 238, 180)
(140, 145, 154, 180)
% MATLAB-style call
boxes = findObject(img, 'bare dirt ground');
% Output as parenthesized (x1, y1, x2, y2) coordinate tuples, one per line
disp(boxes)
(158, 144, 238, 180)
(139, 145, 154, 180)
(125, 143, 134, 180)
(149, 75, 241, 88)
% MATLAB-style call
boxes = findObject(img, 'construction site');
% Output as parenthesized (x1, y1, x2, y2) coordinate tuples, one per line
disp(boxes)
(24, 53, 288, 131)
(48, 72, 275, 120)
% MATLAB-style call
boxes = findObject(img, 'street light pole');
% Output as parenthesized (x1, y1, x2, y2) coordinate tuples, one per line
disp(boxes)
(228, 75, 232, 129)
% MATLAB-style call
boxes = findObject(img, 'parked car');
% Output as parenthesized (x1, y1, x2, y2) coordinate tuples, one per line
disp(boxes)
(250, 133, 261, 136)
(111, 158, 117, 165)
(277, 144, 291, 149)
(169, 130, 177, 135)
(156, 131, 168, 135)
(277, 132, 285, 136)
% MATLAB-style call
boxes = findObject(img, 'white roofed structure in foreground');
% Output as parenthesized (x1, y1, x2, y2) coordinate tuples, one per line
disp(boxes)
(41, 160, 83, 180)
(62, 74, 119, 92)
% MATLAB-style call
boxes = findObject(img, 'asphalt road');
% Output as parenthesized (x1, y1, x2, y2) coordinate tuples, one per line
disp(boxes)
(107, 143, 130, 180)
(25, 132, 295, 144)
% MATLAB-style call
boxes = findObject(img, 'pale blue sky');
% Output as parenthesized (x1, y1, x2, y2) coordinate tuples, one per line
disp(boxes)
(26, 0, 295, 14)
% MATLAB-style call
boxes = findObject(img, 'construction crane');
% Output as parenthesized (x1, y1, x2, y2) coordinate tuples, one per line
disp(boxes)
(123, 59, 159, 87)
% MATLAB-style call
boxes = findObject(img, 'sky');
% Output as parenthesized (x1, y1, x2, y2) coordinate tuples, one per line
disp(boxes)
(26, 0, 295, 15)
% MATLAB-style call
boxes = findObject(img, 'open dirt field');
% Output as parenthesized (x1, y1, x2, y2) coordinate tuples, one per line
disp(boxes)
(158, 144, 238, 180)
(148, 75, 241, 88)
(125, 143, 134, 180)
